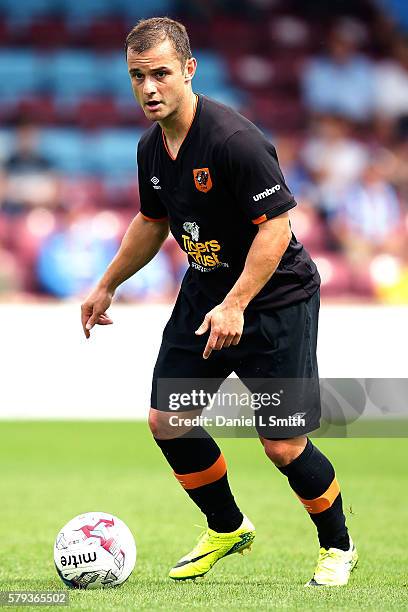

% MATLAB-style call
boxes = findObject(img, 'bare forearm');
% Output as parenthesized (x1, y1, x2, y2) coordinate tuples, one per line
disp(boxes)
(98, 214, 169, 293)
(224, 215, 291, 311)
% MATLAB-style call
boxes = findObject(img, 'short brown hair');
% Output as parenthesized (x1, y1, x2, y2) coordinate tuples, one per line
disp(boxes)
(125, 17, 192, 67)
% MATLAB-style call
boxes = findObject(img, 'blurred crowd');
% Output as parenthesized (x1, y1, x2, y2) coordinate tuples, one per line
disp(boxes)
(0, 0, 408, 302)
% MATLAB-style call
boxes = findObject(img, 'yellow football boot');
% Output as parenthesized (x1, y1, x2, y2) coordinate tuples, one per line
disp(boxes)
(306, 538, 358, 586)
(169, 516, 255, 580)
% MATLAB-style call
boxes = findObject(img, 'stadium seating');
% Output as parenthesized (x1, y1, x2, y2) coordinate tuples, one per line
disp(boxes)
(49, 51, 104, 99)
(0, 0, 406, 299)
(38, 128, 87, 173)
(0, 50, 44, 102)
(36, 128, 142, 175)
(0, 48, 241, 116)
(91, 129, 143, 175)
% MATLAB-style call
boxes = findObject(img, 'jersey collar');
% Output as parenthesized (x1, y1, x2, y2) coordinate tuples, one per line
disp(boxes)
(161, 94, 201, 162)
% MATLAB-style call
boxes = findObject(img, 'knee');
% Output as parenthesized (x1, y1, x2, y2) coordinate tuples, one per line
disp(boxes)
(148, 408, 189, 440)
(262, 438, 303, 467)
(148, 408, 163, 438)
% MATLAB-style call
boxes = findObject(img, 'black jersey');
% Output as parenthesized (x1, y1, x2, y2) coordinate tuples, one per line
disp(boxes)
(137, 94, 320, 309)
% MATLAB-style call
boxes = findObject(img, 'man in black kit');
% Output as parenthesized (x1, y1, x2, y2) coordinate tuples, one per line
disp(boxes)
(81, 17, 358, 586)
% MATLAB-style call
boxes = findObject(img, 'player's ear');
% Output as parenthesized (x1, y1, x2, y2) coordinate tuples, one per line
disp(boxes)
(184, 57, 196, 81)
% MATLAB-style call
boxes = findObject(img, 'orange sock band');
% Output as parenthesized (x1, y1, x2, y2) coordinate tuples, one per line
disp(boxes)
(174, 454, 227, 490)
(297, 477, 340, 514)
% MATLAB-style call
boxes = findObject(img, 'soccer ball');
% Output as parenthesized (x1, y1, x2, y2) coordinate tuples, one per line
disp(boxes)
(54, 512, 136, 589)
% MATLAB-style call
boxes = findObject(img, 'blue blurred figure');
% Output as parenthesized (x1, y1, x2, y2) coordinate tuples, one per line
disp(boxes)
(37, 210, 118, 298)
(302, 19, 375, 122)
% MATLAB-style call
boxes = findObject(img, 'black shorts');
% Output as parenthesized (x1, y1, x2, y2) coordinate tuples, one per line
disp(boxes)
(151, 285, 321, 438)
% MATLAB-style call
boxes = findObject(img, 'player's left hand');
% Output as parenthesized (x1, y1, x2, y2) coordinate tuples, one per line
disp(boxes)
(195, 302, 244, 359)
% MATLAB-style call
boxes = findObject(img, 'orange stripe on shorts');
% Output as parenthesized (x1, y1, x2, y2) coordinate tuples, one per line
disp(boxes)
(174, 454, 227, 490)
(140, 213, 168, 222)
(297, 478, 340, 514)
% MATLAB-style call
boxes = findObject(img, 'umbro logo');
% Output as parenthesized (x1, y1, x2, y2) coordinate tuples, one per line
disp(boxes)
(151, 176, 161, 190)
(252, 184, 281, 202)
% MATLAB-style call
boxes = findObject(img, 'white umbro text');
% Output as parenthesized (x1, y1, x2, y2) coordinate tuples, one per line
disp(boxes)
(252, 184, 281, 202)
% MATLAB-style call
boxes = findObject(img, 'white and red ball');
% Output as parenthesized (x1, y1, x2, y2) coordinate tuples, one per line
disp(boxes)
(54, 512, 136, 589)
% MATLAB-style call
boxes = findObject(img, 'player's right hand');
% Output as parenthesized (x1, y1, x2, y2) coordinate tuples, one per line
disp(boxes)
(81, 287, 114, 339)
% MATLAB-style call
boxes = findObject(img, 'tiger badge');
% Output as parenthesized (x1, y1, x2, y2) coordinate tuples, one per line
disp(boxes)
(193, 168, 213, 193)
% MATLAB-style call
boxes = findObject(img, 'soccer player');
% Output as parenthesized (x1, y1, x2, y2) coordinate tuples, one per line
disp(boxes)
(81, 17, 358, 586)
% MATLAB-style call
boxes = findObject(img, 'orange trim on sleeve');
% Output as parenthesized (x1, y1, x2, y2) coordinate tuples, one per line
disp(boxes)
(174, 454, 227, 490)
(140, 213, 168, 222)
(252, 214, 268, 225)
(297, 478, 340, 514)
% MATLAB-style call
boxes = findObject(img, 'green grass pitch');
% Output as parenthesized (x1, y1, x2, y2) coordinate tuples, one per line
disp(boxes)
(0, 421, 407, 610)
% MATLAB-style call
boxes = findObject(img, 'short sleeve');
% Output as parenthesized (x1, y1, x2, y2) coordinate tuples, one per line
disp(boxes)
(221, 129, 296, 224)
(137, 145, 168, 222)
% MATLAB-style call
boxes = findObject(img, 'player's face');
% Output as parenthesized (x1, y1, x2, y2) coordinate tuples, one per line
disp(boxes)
(127, 39, 196, 123)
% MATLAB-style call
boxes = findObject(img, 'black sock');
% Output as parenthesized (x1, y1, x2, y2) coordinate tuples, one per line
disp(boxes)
(278, 439, 349, 551)
(154, 427, 243, 532)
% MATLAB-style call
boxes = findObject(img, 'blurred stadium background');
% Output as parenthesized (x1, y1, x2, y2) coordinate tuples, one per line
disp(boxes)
(1, 0, 408, 303)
